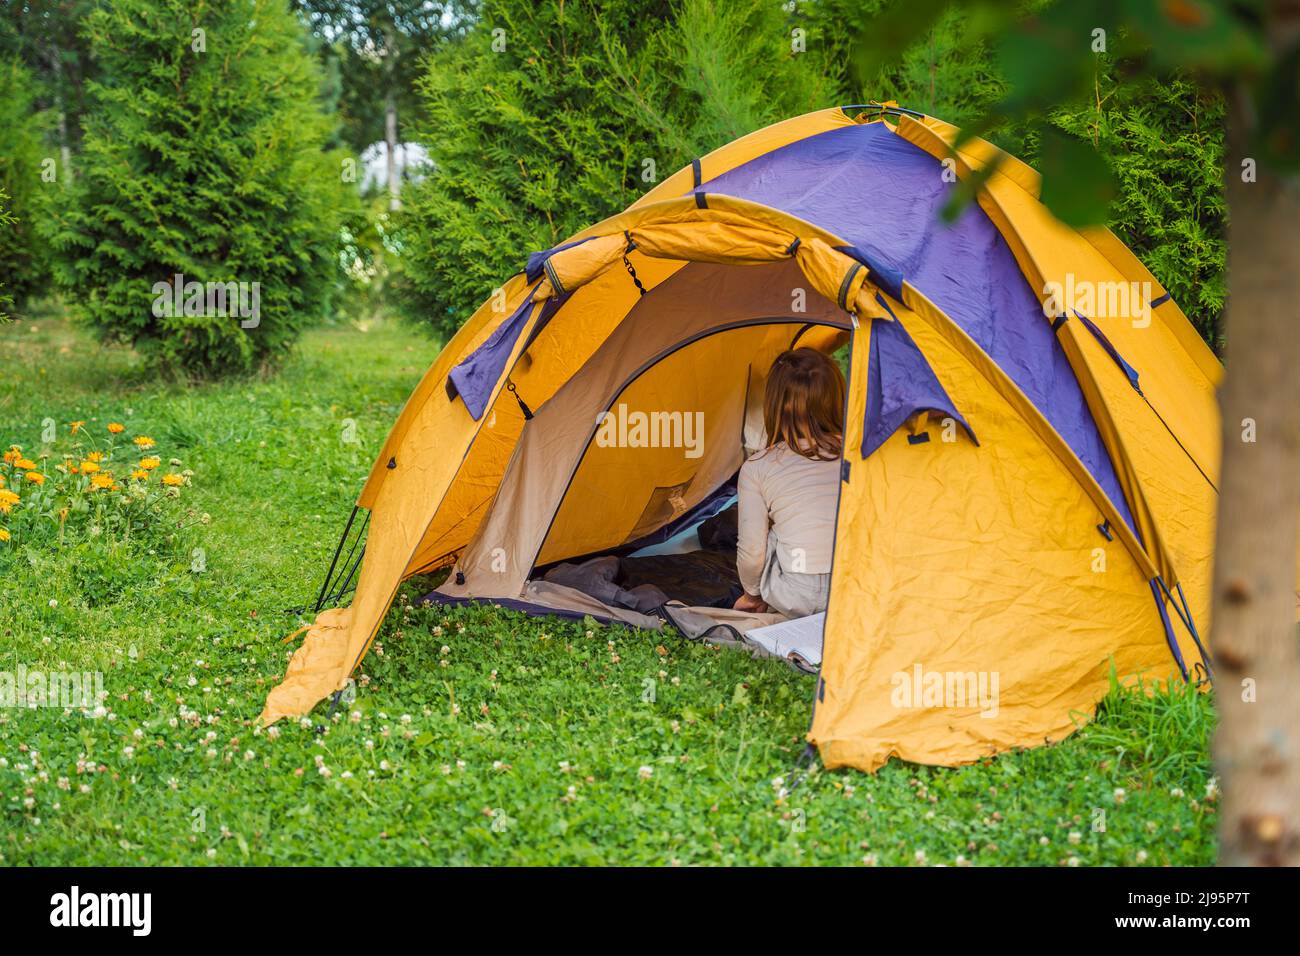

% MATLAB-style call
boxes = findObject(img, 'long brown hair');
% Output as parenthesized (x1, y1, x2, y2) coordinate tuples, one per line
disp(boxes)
(761, 348, 845, 461)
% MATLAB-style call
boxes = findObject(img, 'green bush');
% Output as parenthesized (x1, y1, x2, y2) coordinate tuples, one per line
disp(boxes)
(0, 188, 14, 321)
(43, 0, 351, 378)
(0, 57, 51, 314)
(1049, 74, 1226, 349)
(807, 0, 1226, 350)
(399, 0, 832, 337)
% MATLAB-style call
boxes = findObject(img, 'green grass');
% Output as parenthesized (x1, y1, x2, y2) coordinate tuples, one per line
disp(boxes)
(0, 315, 1218, 865)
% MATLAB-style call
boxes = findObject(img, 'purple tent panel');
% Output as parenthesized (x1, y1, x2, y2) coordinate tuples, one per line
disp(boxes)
(447, 290, 538, 420)
(864, 305, 977, 459)
(695, 122, 1137, 534)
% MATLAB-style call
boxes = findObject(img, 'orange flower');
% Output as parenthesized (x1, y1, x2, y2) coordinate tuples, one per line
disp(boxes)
(132, 436, 156, 449)
(69, 421, 86, 434)
(24, 472, 45, 485)
(107, 423, 125, 434)
(86, 451, 105, 463)
(80, 461, 100, 474)
(139, 457, 161, 471)
(14, 458, 37, 471)
(0, 489, 18, 513)
(3, 447, 21, 464)
(90, 473, 116, 490)
(161, 473, 184, 487)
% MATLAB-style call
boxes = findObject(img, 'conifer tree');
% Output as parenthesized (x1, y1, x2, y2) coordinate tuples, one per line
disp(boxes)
(0, 56, 51, 314)
(44, 0, 350, 376)
(400, 0, 832, 336)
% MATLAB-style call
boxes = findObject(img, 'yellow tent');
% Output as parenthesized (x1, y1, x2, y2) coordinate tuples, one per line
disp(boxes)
(263, 104, 1222, 773)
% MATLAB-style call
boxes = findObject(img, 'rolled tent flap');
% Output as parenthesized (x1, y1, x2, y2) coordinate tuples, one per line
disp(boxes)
(447, 289, 540, 420)
(862, 311, 977, 459)
(259, 607, 353, 725)
(528, 217, 888, 321)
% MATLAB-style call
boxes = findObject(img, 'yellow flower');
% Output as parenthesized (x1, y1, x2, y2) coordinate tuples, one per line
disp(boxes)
(0, 489, 17, 513)
(24, 472, 45, 485)
(3, 446, 21, 464)
(69, 421, 86, 434)
(139, 457, 161, 471)
(130, 469, 149, 481)
(86, 451, 105, 463)
(0, 528, 9, 542)
(90, 473, 116, 490)
(107, 422, 125, 434)
(80, 460, 100, 474)
(133, 436, 156, 449)
(161, 473, 184, 487)
(14, 458, 37, 471)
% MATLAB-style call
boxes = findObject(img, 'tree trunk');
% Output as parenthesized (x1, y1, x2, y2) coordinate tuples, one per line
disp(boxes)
(1212, 24, 1300, 864)
(385, 89, 400, 211)
(48, 40, 72, 180)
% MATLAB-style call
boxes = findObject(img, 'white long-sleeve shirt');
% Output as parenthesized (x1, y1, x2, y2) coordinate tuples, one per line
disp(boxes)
(736, 442, 841, 595)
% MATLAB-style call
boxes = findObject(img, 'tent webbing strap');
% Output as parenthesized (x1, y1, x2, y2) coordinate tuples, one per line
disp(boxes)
(622, 231, 648, 297)
(506, 379, 534, 420)
(1155, 575, 1214, 683)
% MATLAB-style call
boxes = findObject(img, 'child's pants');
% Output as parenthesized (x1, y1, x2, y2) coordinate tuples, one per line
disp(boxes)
(758, 529, 830, 618)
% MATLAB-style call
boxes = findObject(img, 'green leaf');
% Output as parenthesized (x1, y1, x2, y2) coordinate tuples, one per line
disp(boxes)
(1036, 127, 1118, 226)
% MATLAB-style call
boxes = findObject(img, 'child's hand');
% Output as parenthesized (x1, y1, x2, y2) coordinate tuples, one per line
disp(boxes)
(733, 592, 769, 613)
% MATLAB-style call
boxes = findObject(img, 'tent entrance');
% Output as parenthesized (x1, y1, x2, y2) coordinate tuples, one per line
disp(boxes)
(536, 318, 849, 573)
(434, 258, 852, 638)
(511, 318, 847, 630)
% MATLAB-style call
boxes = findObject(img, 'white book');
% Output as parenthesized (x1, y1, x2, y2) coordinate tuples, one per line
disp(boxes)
(744, 612, 825, 666)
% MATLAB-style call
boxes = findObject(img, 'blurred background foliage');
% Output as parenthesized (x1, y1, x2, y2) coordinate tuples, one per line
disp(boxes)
(0, 0, 1228, 370)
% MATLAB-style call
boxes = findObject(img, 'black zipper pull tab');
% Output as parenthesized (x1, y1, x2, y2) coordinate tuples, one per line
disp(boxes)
(506, 379, 533, 420)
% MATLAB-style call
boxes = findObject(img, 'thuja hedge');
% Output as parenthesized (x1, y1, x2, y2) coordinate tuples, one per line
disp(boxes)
(44, 0, 352, 377)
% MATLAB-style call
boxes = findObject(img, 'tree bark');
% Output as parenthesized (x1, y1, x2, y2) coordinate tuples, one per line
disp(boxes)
(385, 89, 400, 211)
(48, 39, 72, 180)
(1212, 15, 1300, 865)
(384, 21, 401, 212)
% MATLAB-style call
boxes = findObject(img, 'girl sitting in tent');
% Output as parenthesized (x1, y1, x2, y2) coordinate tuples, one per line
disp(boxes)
(733, 348, 844, 618)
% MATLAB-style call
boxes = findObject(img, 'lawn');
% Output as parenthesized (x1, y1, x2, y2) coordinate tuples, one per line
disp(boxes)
(0, 314, 1217, 866)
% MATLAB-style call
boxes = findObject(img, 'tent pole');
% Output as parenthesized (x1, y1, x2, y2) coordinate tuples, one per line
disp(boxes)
(314, 504, 359, 613)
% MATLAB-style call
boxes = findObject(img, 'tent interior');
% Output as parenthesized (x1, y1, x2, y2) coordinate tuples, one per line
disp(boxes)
(430, 256, 856, 656)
